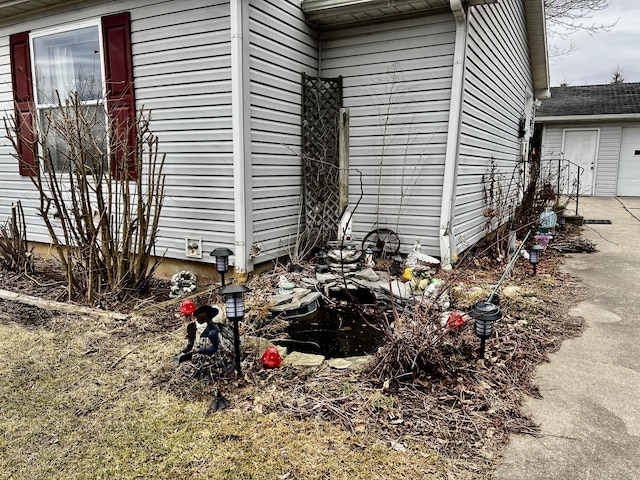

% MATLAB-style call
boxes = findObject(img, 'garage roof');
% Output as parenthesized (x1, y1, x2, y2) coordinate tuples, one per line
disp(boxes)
(536, 83, 640, 122)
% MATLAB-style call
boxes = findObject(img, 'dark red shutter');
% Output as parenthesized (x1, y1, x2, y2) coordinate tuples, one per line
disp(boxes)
(9, 32, 37, 176)
(102, 12, 137, 179)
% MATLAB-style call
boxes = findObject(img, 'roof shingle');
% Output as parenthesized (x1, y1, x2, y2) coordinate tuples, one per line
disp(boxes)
(536, 83, 640, 117)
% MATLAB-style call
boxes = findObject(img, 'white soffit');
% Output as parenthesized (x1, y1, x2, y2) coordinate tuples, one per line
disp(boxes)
(302, 0, 451, 25)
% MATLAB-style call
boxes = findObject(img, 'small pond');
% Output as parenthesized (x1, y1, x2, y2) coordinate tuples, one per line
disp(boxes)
(274, 288, 385, 358)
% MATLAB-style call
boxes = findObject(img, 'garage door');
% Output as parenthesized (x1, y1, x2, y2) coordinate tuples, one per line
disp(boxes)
(618, 127, 640, 196)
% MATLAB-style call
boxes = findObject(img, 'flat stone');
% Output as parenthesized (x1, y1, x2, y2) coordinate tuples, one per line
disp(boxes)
(283, 351, 325, 367)
(316, 272, 337, 283)
(326, 358, 353, 369)
(271, 297, 301, 312)
(344, 355, 371, 366)
(326, 356, 371, 370)
(291, 287, 311, 297)
(269, 293, 296, 306)
(298, 291, 321, 306)
(327, 249, 362, 263)
(329, 263, 359, 272)
(354, 268, 379, 282)
(352, 278, 382, 290)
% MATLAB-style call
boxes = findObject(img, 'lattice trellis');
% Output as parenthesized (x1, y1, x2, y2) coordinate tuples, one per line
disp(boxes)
(301, 74, 343, 250)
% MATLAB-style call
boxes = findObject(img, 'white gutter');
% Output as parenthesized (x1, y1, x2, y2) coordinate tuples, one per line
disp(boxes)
(439, 0, 468, 266)
(230, 0, 252, 275)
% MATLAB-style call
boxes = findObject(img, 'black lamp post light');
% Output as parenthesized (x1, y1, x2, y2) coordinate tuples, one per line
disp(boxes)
(391, 253, 404, 277)
(210, 247, 233, 287)
(527, 244, 544, 275)
(315, 249, 329, 274)
(220, 284, 250, 374)
(469, 301, 502, 358)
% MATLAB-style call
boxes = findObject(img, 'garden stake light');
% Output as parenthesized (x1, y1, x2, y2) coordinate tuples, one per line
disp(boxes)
(210, 247, 233, 287)
(469, 301, 502, 358)
(220, 284, 250, 374)
(316, 249, 329, 274)
(391, 253, 404, 277)
(527, 244, 544, 275)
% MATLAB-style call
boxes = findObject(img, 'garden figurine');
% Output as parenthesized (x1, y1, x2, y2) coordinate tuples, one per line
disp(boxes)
(178, 305, 221, 363)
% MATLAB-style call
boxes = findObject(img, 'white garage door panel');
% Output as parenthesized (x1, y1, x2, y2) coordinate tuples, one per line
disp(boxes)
(618, 127, 640, 197)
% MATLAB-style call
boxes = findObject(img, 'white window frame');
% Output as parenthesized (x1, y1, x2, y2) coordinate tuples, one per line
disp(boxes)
(29, 20, 109, 172)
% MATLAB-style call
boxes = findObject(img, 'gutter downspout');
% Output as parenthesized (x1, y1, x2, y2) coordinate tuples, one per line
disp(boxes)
(230, 0, 252, 276)
(439, 0, 468, 266)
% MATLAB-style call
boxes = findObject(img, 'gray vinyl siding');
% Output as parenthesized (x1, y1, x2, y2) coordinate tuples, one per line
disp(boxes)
(133, 1, 234, 258)
(248, 0, 318, 262)
(453, 0, 534, 252)
(541, 123, 623, 197)
(319, 13, 456, 255)
(0, 0, 235, 261)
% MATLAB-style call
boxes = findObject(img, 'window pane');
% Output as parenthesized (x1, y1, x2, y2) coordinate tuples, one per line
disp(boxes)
(40, 105, 108, 173)
(33, 26, 102, 104)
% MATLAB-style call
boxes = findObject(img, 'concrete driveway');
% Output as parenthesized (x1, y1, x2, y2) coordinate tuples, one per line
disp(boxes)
(496, 197, 640, 480)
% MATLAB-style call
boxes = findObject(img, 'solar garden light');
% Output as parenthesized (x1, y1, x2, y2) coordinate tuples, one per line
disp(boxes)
(220, 284, 250, 374)
(527, 244, 544, 275)
(210, 247, 233, 287)
(469, 301, 502, 358)
(316, 249, 329, 274)
(559, 215, 567, 230)
(391, 253, 404, 277)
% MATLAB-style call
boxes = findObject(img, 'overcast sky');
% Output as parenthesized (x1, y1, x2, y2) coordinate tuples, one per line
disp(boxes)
(548, 0, 640, 86)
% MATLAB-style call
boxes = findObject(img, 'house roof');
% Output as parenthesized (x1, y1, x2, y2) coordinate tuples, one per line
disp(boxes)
(536, 83, 640, 122)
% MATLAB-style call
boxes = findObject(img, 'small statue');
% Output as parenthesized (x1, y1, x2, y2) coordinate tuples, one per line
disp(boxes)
(178, 305, 221, 363)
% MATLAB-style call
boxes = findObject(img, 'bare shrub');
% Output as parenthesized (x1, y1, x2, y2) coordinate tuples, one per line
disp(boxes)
(0, 201, 33, 273)
(5, 93, 166, 304)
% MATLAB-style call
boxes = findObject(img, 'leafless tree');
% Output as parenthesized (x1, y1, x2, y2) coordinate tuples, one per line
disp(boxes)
(545, 0, 614, 35)
(611, 65, 625, 84)
(545, 0, 616, 57)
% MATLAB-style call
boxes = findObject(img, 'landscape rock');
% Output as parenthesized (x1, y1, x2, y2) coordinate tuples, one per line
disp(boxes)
(283, 351, 325, 367)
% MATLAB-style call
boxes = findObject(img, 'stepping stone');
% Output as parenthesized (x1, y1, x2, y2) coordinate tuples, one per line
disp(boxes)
(283, 351, 325, 367)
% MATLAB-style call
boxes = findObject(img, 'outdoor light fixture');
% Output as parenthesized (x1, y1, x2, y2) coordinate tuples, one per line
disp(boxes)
(539, 207, 558, 232)
(316, 249, 329, 274)
(220, 284, 250, 374)
(559, 215, 567, 230)
(469, 301, 502, 358)
(527, 244, 544, 275)
(210, 247, 233, 287)
(391, 253, 404, 277)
